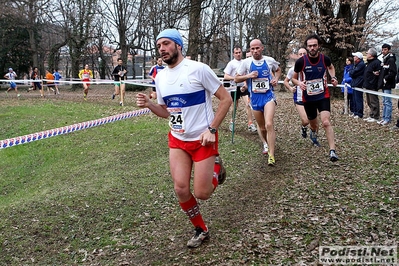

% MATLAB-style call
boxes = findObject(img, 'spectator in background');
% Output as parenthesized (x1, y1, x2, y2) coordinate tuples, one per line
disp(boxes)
(148, 57, 165, 100)
(362, 48, 382, 123)
(377, 43, 397, 126)
(341, 57, 354, 115)
(349, 52, 366, 119)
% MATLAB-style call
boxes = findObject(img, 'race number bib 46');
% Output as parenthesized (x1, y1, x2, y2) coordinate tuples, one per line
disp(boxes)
(306, 78, 324, 95)
(252, 78, 270, 93)
(168, 108, 185, 134)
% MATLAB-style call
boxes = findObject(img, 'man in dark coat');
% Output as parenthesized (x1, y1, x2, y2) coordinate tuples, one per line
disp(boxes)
(362, 48, 382, 123)
(377, 43, 397, 125)
(349, 52, 366, 118)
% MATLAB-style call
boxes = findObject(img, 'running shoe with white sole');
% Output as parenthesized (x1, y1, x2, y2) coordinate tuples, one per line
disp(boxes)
(248, 123, 257, 132)
(229, 121, 234, 132)
(329, 149, 339, 162)
(187, 227, 209, 248)
(262, 143, 269, 154)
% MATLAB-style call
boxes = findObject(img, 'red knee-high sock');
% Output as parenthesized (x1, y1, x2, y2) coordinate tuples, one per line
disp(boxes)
(179, 195, 207, 232)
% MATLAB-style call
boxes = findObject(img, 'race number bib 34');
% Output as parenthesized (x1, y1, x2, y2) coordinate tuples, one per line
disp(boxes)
(306, 78, 324, 95)
(168, 108, 185, 134)
(252, 78, 270, 93)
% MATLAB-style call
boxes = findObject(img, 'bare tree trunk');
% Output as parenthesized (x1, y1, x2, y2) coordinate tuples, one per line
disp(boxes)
(187, 0, 203, 59)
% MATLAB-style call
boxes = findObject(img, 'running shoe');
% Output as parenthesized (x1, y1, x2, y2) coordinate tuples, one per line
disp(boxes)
(262, 143, 269, 154)
(377, 119, 384, 125)
(83, 93, 87, 101)
(187, 227, 209, 248)
(309, 130, 321, 147)
(112, 94, 115, 100)
(301, 126, 308, 138)
(366, 118, 377, 123)
(17, 94, 21, 97)
(119, 102, 123, 106)
(268, 155, 275, 166)
(248, 123, 257, 132)
(215, 156, 226, 185)
(329, 149, 339, 162)
(229, 121, 234, 132)
(380, 121, 389, 126)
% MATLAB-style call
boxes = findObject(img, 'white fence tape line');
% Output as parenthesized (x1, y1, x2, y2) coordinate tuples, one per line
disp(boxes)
(0, 78, 156, 87)
(0, 108, 151, 150)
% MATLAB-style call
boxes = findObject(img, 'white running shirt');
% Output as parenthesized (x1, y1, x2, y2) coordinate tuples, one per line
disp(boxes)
(156, 59, 222, 141)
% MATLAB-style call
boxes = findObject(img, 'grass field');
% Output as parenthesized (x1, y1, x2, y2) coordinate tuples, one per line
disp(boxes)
(0, 86, 398, 265)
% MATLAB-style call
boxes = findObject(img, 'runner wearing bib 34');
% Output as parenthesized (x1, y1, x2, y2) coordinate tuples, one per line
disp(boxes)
(292, 34, 339, 162)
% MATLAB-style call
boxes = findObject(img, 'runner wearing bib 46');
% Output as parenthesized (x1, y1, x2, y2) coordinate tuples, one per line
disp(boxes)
(235, 39, 281, 166)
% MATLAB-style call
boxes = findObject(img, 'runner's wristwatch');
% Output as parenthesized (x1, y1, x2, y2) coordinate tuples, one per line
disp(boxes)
(208, 127, 217, 134)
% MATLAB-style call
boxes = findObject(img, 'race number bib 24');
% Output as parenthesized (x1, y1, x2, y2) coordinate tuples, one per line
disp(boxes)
(168, 108, 185, 134)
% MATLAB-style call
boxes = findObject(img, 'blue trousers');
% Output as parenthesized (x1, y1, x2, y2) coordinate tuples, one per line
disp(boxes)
(352, 89, 364, 118)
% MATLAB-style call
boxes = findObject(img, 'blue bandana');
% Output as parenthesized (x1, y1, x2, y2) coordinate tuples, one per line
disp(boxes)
(156, 29, 183, 49)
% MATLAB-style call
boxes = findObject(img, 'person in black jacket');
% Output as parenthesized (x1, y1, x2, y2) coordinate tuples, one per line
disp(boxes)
(362, 48, 382, 123)
(377, 43, 397, 126)
(349, 52, 366, 118)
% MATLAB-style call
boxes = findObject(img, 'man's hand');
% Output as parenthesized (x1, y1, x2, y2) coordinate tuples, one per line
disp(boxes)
(136, 93, 150, 108)
(271, 77, 278, 86)
(199, 130, 216, 146)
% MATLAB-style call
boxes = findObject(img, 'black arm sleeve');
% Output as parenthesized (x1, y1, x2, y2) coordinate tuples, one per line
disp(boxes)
(294, 57, 305, 73)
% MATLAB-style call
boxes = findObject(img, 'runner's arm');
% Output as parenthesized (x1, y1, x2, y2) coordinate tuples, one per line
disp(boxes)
(136, 93, 169, 118)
